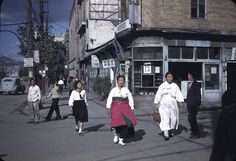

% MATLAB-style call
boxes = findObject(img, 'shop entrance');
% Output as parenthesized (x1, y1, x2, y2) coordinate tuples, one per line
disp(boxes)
(227, 62, 236, 90)
(169, 62, 202, 83)
(169, 62, 202, 99)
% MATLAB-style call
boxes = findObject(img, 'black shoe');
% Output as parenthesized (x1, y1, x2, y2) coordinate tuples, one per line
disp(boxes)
(164, 136, 170, 141)
(56, 116, 62, 120)
(189, 134, 200, 139)
(44, 117, 51, 121)
(169, 130, 174, 137)
(33, 121, 39, 124)
(27, 120, 34, 124)
(76, 128, 79, 132)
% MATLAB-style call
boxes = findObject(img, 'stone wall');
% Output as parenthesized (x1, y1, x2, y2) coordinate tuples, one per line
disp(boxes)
(142, 0, 236, 34)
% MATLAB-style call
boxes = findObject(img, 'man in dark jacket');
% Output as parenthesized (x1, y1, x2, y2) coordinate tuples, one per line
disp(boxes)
(209, 89, 236, 161)
(186, 71, 201, 139)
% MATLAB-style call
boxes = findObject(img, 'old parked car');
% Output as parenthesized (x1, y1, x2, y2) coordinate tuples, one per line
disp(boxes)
(0, 77, 26, 94)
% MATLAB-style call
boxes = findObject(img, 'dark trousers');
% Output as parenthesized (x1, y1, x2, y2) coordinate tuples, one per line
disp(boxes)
(46, 98, 61, 119)
(188, 106, 200, 135)
(115, 125, 135, 139)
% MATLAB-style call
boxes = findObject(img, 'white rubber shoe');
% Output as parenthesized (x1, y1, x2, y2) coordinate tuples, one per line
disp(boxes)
(113, 136, 119, 143)
(118, 138, 125, 146)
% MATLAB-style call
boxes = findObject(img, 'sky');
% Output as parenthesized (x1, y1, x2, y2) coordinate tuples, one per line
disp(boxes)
(0, 0, 73, 60)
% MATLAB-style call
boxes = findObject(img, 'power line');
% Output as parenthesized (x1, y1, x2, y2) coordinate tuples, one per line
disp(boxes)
(0, 22, 31, 26)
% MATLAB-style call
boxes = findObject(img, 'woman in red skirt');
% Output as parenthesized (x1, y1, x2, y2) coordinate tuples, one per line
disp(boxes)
(106, 75, 137, 146)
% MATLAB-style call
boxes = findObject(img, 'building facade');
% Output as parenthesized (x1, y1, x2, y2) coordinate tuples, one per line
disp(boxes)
(69, 0, 120, 88)
(69, 0, 236, 105)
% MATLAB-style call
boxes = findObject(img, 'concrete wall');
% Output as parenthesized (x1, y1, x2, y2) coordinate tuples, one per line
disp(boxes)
(142, 0, 236, 34)
(87, 20, 115, 50)
(68, 1, 80, 77)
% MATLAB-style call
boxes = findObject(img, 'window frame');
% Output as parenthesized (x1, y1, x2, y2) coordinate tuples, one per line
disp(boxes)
(191, 0, 206, 19)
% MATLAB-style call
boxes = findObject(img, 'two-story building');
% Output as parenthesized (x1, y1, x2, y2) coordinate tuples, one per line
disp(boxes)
(115, 0, 236, 105)
(69, 0, 236, 105)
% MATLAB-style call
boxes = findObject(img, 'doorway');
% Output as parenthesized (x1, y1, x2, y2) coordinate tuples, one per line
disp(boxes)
(227, 62, 236, 90)
(169, 62, 202, 84)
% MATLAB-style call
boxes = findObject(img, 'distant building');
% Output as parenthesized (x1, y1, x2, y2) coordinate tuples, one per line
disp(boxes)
(0, 56, 23, 77)
(54, 33, 66, 43)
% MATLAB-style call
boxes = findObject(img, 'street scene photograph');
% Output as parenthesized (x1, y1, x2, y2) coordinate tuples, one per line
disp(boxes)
(0, 0, 236, 161)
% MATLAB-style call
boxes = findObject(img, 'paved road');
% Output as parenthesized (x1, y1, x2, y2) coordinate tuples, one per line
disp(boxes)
(0, 93, 27, 114)
(0, 89, 216, 161)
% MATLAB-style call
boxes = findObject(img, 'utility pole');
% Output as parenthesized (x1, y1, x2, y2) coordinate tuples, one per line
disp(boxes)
(39, 0, 46, 95)
(39, 0, 44, 33)
(0, 0, 4, 40)
(26, 0, 33, 78)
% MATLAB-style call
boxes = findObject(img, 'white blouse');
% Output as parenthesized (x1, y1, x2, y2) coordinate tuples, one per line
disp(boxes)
(69, 90, 88, 106)
(154, 81, 184, 104)
(106, 87, 134, 110)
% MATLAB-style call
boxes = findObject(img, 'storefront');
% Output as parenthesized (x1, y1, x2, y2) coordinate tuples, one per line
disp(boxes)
(129, 36, 230, 104)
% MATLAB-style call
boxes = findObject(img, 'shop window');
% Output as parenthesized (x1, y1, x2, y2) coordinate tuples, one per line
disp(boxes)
(182, 47, 194, 59)
(142, 75, 154, 87)
(205, 64, 219, 90)
(133, 47, 163, 60)
(197, 47, 208, 59)
(209, 48, 221, 59)
(191, 0, 206, 18)
(169, 47, 180, 59)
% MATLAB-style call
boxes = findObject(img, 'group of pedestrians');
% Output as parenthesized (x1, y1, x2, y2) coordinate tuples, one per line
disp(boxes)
(27, 71, 201, 145)
(26, 72, 235, 160)
(27, 78, 63, 124)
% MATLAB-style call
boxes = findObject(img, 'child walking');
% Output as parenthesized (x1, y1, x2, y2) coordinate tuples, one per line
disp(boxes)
(69, 80, 88, 135)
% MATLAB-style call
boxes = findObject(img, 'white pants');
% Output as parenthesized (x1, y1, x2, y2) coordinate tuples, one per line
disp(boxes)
(29, 101, 40, 122)
(159, 98, 179, 131)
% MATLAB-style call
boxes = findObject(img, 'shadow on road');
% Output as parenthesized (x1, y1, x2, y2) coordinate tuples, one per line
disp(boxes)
(0, 154, 7, 161)
(175, 124, 189, 136)
(126, 129, 146, 143)
(84, 124, 106, 134)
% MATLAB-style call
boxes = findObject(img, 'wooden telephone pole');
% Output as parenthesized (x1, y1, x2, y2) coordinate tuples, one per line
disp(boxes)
(26, 0, 34, 78)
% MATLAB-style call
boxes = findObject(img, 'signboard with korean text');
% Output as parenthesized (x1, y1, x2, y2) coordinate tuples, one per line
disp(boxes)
(102, 59, 116, 68)
(24, 58, 34, 67)
(33, 50, 40, 63)
(91, 55, 100, 68)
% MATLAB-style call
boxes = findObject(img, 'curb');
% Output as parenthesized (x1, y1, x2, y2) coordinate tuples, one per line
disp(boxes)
(11, 99, 28, 114)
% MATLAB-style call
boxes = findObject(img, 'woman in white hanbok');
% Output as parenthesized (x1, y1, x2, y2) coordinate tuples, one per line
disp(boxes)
(154, 72, 184, 141)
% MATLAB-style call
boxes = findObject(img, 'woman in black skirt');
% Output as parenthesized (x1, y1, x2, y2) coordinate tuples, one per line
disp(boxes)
(69, 80, 88, 135)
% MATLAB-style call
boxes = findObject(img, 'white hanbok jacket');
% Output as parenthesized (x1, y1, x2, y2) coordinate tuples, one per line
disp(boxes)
(154, 81, 184, 131)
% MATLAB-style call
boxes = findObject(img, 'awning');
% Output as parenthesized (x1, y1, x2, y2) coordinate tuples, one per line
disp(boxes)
(79, 39, 117, 63)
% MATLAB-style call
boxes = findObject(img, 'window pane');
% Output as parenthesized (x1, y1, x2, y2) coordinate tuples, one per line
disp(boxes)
(191, 8, 197, 18)
(142, 75, 154, 87)
(191, 0, 197, 7)
(199, 0, 205, 5)
(209, 48, 221, 59)
(197, 48, 208, 59)
(133, 47, 163, 60)
(205, 64, 219, 89)
(169, 47, 180, 59)
(182, 47, 193, 59)
(191, 0, 197, 18)
(199, 5, 205, 18)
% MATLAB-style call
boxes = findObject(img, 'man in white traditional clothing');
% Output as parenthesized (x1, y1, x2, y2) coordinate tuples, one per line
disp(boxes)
(154, 72, 184, 141)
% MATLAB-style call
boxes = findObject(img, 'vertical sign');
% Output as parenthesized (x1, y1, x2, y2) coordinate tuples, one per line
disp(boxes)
(129, 0, 141, 25)
(91, 55, 100, 68)
(33, 50, 40, 63)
